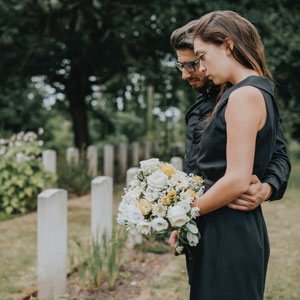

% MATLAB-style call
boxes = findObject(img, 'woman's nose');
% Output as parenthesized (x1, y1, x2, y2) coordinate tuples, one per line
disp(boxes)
(199, 63, 206, 73)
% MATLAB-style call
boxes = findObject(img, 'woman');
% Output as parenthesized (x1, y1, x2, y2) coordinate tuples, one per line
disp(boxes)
(172, 11, 282, 300)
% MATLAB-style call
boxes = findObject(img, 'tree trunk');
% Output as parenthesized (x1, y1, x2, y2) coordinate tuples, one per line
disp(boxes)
(65, 73, 90, 150)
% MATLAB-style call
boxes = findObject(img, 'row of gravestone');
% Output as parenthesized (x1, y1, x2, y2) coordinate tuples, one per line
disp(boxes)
(37, 158, 184, 300)
(42, 142, 184, 180)
(42, 142, 157, 180)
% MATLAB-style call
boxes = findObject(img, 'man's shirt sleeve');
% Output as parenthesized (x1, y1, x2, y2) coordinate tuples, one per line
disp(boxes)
(262, 120, 291, 201)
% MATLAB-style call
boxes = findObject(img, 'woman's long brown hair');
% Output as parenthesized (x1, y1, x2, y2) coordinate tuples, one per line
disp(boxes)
(193, 11, 273, 121)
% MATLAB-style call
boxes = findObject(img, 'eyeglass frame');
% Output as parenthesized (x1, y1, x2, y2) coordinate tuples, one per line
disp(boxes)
(175, 58, 200, 73)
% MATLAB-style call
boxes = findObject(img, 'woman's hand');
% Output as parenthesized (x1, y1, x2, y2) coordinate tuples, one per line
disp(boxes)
(168, 230, 179, 248)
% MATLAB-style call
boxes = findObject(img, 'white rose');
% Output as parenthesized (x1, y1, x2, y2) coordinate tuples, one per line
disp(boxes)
(127, 205, 144, 224)
(147, 170, 168, 190)
(129, 178, 140, 188)
(186, 222, 199, 234)
(152, 203, 167, 217)
(130, 186, 143, 200)
(190, 207, 200, 218)
(167, 205, 190, 227)
(143, 191, 159, 202)
(178, 201, 191, 213)
(187, 232, 199, 247)
(170, 171, 189, 189)
(140, 158, 160, 174)
(137, 221, 152, 235)
(152, 217, 169, 232)
(180, 190, 194, 203)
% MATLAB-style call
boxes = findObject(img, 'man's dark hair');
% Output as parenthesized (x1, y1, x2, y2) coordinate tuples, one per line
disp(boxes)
(170, 20, 198, 50)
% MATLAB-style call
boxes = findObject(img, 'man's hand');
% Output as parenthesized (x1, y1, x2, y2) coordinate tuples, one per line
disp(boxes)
(227, 175, 272, 211)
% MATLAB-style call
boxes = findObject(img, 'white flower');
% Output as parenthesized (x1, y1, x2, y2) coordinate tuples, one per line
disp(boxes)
(137, 221, 152, 235)
(177, 201, 191, 213)
(140, 158, 160, 175)
(186, 222, 199, 234)
(180, 190, 194, 203)
(152, 203, 167, 217)
(16, 152, 30, 163)
(0, 139, 6, 145)
(152, 217, 168, 232)
(38, 140, 44, 146)
(143, 191, 159, 202)
(127, 205, 144, 224)
(130, 186, 143, 200)
(170, 171, 189, 189)
(196, 186, 205, 198)
(117, 212, 127, 226)
(187, 232, 199, 246)
(129, 178, 140, 188)
(147, 170, 168, 190)
(0, 148, 5, 155)
(190, 207, 200, 218)
(38, 127, 44, 135)
(167, 205, 190, 227)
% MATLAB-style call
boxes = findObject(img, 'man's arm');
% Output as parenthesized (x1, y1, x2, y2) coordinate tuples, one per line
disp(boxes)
(228, 120, 291, 211)
(262, 121, 291, 200)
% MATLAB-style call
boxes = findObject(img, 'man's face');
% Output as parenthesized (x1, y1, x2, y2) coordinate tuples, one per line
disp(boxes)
(176, 48, 210, 91)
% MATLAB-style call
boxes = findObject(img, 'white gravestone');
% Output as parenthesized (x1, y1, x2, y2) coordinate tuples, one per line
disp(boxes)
(131, 142, 139, 167)
(42, 150, 57, 173)
(38, 189, 67, 300)
(126, 168, 142, 248)
(104, 144, 114, 177)
(171, 156, 183, 171)
(118, 143, 128, 181)
(66, 147, 79, 165)
(87, 145, 98, 177)
(91, 176, 113, 243)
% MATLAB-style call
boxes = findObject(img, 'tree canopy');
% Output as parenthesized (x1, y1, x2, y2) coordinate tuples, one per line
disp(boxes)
(1, 0, 299, 147)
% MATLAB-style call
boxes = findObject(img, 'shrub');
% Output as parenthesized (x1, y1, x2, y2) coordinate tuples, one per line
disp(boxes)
(0, 130, 55, 214)
(56, 150, 94, 197)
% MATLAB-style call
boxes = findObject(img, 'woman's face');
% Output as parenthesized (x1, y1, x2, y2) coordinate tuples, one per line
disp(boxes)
(194, 37, 230, 85)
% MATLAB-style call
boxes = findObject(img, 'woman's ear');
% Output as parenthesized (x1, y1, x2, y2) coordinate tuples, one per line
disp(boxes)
(224, 37, 234, 55)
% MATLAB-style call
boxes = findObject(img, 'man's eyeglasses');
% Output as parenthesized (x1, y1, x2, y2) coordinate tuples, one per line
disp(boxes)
(175, 59, 200, 73)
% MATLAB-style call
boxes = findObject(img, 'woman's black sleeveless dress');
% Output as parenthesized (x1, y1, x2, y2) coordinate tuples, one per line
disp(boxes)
(187, 76, 280, 300)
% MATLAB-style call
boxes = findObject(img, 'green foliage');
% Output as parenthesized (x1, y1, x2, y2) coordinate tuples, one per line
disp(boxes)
(0, 131, 55, 214)
(56, 151, 93, 197)
(70, 227, 127, 290)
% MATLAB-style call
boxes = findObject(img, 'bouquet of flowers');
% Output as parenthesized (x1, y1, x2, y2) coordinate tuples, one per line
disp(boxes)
(117, 158, 205, 254)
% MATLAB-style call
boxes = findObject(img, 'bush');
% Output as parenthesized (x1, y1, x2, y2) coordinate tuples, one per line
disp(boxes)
(56, 150, 94, 197)
(0, 130, 55, 214)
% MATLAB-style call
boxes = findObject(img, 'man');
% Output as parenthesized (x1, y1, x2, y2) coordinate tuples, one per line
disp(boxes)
(170, 20, 290, 212)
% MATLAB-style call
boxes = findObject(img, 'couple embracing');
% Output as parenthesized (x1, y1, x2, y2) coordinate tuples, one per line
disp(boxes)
(168, 10, 290, 300)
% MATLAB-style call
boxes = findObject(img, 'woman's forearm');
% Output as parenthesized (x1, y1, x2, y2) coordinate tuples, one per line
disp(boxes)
(193, 173, 251, 215)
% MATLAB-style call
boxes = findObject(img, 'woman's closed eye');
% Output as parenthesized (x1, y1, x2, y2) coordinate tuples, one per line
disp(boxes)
(199, 54, 206, 61)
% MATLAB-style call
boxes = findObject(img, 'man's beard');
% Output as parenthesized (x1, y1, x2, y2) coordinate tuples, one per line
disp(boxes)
(193, 76, 215, 93)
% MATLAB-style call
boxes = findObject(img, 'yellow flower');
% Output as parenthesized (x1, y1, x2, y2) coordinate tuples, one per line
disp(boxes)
(167, 190, 177, 198)
(192, 175, 204, 185)
(187, 188, 196, 198)
(162, 195, 171, 205)
(139, 198, 152, 215)
(160, 164, 176, 178)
